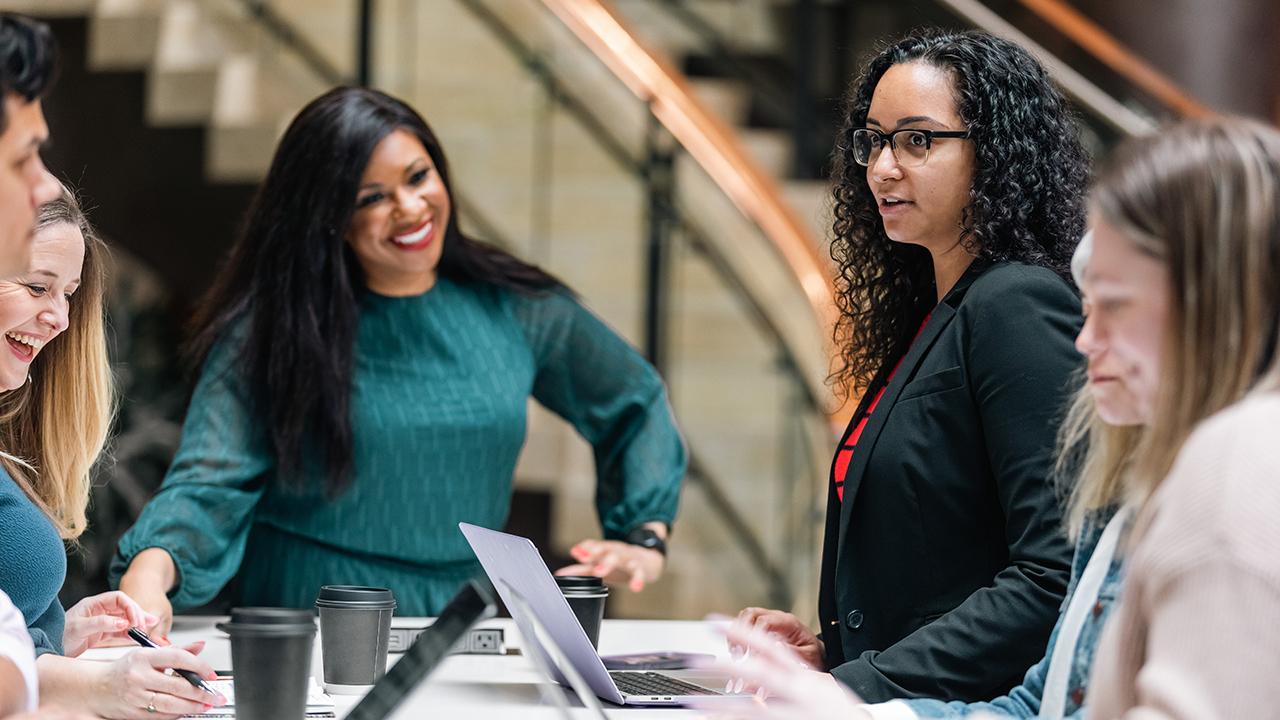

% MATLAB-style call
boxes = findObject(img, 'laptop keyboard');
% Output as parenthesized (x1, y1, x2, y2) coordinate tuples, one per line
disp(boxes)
(609, 671, 721, 697)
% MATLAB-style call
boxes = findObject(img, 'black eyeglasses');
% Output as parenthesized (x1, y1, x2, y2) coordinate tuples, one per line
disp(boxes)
(851, 128, 971, 167)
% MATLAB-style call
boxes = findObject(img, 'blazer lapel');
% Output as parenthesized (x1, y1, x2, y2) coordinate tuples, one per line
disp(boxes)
(835, 266, 983, 557)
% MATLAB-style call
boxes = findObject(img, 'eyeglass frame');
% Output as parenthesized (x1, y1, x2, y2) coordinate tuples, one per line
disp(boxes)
(851, 127, 972, 167)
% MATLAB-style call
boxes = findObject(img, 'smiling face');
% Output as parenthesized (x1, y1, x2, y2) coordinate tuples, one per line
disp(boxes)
(865, 61, 976, 255)
(345, 129, 451, 296)
(1075, 217, 1169, 425)
(0, 220, 83, 390)
(0, 97, 60, 279)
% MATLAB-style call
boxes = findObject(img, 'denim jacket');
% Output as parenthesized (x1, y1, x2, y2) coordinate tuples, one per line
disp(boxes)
(887, 506, 1127, 719)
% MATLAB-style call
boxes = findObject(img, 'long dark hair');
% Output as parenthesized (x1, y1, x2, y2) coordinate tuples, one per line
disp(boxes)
(189, 87, 562, 497)
(0, 13, 57, 132)
(830, 31, 1090, 398)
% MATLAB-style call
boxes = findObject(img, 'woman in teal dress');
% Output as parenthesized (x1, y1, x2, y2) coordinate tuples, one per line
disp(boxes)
(111, 87, 686, 634)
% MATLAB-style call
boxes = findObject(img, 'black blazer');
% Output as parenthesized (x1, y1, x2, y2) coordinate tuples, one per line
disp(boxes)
(819, 262, 1079, 703)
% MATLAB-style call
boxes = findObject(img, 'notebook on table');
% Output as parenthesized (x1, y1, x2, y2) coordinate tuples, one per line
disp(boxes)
(460, 523, 742, 706)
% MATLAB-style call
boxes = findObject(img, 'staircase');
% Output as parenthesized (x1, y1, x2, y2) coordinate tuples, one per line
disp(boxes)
(12, 0, 837, 620)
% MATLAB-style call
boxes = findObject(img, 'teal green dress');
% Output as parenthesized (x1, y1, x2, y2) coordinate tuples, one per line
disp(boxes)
(110, 278, 685, 615)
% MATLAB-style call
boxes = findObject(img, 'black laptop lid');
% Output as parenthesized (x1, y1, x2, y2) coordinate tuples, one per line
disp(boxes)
(344, 581, 496, 720)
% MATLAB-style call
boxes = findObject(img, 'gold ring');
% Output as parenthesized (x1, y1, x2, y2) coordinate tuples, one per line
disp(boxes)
(147, 693, 156, 713)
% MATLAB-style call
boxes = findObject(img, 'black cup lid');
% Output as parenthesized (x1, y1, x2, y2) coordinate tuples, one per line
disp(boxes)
(315, 585, 397, 609)
(216, 607, 316, 637)
(555, 575, 605, 590)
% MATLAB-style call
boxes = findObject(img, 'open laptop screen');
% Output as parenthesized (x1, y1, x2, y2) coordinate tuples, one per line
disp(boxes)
(344, 581, 495, 720)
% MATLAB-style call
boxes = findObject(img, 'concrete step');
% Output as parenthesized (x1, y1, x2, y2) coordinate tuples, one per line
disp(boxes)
(687, 77, 751, 126)
(88, 0, 166, 71)
(0, 0, 96, 15)
(784, 178, 833, 252)
(739, 127, 792, 178)
(612, 0, 707, 59)
(674, 0, 783, 54)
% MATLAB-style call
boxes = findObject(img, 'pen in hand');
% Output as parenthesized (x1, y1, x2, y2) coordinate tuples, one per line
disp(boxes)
(126, 626, 219, 695)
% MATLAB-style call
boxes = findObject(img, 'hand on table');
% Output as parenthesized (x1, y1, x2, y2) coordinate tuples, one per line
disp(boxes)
(62, 592, 160, 657)
(117, 549, 176, 642)
(555, 540, 664, 591)
(695, 624, 869, 720)
(728, 608, 826, 671)
(89, 642, 225, 720)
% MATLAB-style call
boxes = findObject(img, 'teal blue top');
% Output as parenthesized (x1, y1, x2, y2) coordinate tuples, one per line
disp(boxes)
(0, 466, 66, 656)
(110, 278, 685, 615)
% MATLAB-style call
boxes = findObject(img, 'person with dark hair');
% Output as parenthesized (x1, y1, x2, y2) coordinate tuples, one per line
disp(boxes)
(110, 87, 685, 635)
(731, 31, 1087, 703)
(0, 12, 61, 279)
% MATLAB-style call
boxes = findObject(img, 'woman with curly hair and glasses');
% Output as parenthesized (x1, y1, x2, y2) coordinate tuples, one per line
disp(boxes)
(732, 31, 1089, 703)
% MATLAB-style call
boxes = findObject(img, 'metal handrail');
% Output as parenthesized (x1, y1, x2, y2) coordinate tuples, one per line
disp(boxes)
(452, 0, 825, 414)
(934, 0, 1156, 137)
(1011, 0, 1213, 120)
(535, 0, 839, 353)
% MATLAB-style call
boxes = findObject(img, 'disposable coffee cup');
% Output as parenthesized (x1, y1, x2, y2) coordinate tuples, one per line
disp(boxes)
(315, 585, 396, 693)
(556, 575, 608, 649)
(216, 607, 315, 720)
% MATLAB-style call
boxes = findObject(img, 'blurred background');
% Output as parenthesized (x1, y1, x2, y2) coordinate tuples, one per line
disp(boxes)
(5, 0, 1277, 621)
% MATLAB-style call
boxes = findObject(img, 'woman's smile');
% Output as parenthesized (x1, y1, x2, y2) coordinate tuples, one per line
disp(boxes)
(4, 329, 45, 361)
(390, 217, 435, 249)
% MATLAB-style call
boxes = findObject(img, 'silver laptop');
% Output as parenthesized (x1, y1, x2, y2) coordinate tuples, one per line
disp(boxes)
(460, 523, 740, 706)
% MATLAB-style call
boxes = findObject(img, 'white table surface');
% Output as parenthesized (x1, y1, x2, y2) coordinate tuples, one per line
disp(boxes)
(84, 617, 731, 718)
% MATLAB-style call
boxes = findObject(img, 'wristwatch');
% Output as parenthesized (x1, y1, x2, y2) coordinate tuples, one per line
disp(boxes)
(623, 526, 667, 556)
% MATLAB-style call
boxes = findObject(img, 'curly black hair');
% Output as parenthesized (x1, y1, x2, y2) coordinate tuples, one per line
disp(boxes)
(830, 30, 1090, 399)
(0, 13, 57, 133)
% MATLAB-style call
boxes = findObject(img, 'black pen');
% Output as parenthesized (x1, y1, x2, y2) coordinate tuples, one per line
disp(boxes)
(126, 627, 219, 695)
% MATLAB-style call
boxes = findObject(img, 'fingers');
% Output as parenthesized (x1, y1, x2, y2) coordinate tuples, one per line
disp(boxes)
(567, 540, 606, 565)
(727, 607, 772, 657)
(141, 644, 216, 682)
(561, 541, 662, 590)
(628, 561, 646, 592)
(591, 550, 621, 580)
(148, 612, 173, 643)
(142, 683, 218, 719)
(83, 614, 131, 636)
(553, 563, 594, 577)
(101, 591, 156, 630)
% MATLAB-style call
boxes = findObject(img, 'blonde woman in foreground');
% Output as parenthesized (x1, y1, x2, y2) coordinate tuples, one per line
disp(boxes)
(0, 188, 227, 718)
(711, 118, 1280, 720)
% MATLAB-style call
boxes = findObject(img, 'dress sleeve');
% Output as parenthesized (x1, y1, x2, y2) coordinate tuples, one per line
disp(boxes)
(109, 331, 273, 611)
(0, 590, 37, 712)
(832, 266, 1079, 700)
(512, 289, 685, 538)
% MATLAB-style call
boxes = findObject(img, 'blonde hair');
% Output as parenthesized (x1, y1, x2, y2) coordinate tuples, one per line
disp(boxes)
(1054, 383, 1145, 536)
(0, 184, 113, 539)
(1066, 118, 1280, 525)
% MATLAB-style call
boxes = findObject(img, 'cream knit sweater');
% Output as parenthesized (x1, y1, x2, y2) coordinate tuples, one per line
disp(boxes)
(1089, 391, 1280, 720)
